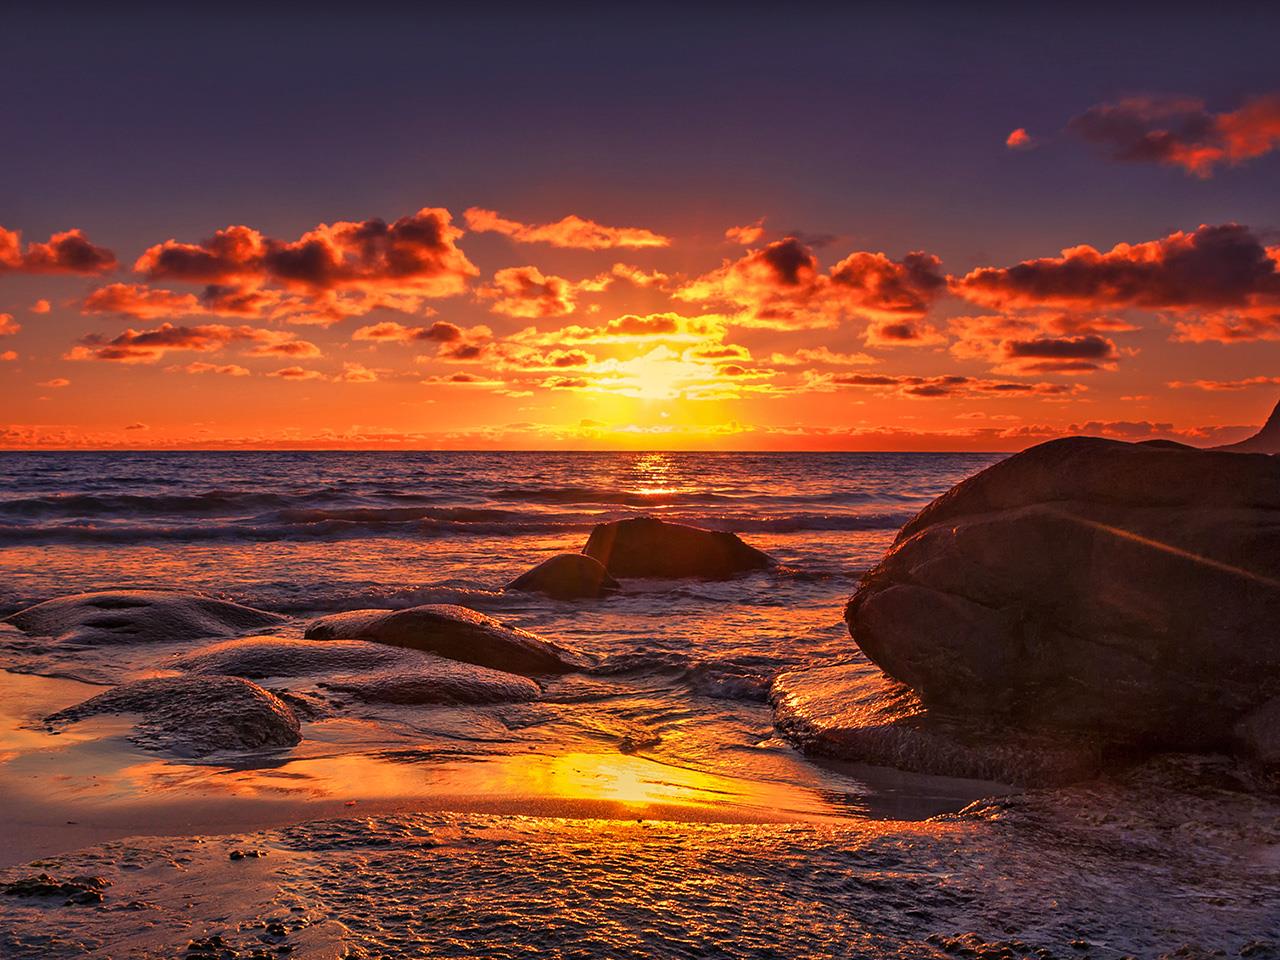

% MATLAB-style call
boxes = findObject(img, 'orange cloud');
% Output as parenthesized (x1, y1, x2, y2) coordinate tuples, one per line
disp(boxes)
(132, 208, 477, 323)
(30, 299, 51, 314)
(1169, 375, 1280, 391)
(1005, 128, 1036, 150)
(38, 378, 70, 388)
(1069, 92, 1280, 177)
(336, 361, 378, 383)
(67, 322, 318, 363)
(269, 366, 325, 381)
(863, 319, 946, 348)
(0, 314, 19, 337)
(676, 237, 946, 329)
(512, 312, 724, 345)
(0, 351, 16, 361)
(949, 314, 1126, 374)
(954, 223, 1280, 342)
(476, 266, 606, 318)
(464, 207, 669, 249)
(807, 370, 1084, 399)
(725, 219, 766, 244)
(167, 361, 251, 376)
(0, 227, 116, 275)
(352, 319, 468, 343)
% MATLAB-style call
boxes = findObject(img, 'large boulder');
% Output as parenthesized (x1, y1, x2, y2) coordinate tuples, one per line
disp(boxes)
(171, 636, 413, 678)
(770, 660, 1109, 786)
(4, 590, 286, 646)
(506, 553, 619, 599)
(304, 604, 590, 675)
(582, 516, 773, 579)
(319, 656, 541, 705)
(44, 676, 301, 756)
(1213, 396, 1280, 453)
(844, 437, 1280, 754)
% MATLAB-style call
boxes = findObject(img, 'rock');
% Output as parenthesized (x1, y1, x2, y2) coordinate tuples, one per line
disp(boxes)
(770, 660, 1109, 786)
(319, 654, 541, 705)
(1213, 396, 1280, 453)
(506, 553, 619, 599)
(1234, 697, 1280, 765)
(172, 636, 414, 678)
(304, 604, 590, 675)
(845, 436, 1280, 755)
(45, 676, 301, 756)
(3, 589, 286, 646)
(582, 516, 773, 579)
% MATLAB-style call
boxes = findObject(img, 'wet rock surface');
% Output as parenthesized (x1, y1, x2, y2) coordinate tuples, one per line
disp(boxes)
(0, 759, 1275, 959)
(171, 636, 414, 679)
(845, 437, 1280, 755)
(44, 676, 302, 757)
(304, 603, 591, 675)
(583, 516, 774, 579)
(771, 659, 1109, 786)
(3, 590, 286, 647)
(506, 553, 620, 599)
(319, 654, 541, 705)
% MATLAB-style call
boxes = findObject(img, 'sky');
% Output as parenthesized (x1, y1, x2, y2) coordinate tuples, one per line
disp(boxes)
(3, 4, 1280, 450)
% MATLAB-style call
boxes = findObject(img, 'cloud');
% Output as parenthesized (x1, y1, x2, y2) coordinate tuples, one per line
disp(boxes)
(1005, 128, 1036, 150)
(0, 227, 116, 275)
(863, 319, 946, 348)
(125, 422, 149, 431)
(464, 207, 670, 249)
(676, 237, 946, 329)
(30, 300, 50, 314)
(1068, 92, 1280, 177)
(167, 361, 251, 376)
(512, 311, 724, 346)
(0, 314, 19, 337)
(82, 283, 204, 319)
(269, 366, 325, 381)
(38, 378, 70, 388)
(766, 346, 878, 367)
(949, 314, 1125, 374)
(1168, 375, 1280, 391)
(67, 322, 317, 363)
(353, 319, 467, 343)
(0, 351, 16, 361)
(336, 361, 378, 383)
(132, 208, 477, 322)
(807, 370, 1084, 400)
(476, 266, 607, 318)
(954, 223, 1280, 342)
(725, 219, 766, 244)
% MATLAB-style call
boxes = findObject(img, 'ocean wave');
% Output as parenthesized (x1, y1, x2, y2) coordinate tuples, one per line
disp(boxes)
(588, 650, 780, 703)
(0, 507, 913, 546)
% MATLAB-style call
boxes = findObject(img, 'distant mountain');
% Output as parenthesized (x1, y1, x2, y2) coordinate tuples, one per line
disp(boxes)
(1213, 396, 1280, 453)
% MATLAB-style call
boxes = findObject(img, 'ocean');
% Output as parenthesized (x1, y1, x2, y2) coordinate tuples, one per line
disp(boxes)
(0, 451, 1001, 825)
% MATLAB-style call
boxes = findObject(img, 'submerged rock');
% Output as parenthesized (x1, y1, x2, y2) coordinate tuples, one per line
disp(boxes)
(582, 516, 773, 579)
(506, 553, 619, 599)
(304, 604, 590, 675)
(845, 436, 1280, 756)
(172, 636, 413, 678)
(770, 660, 1108, 786)
(320, 654, 541, 705)
(4, 590, 286, 646)
(44, 676, 301, 756)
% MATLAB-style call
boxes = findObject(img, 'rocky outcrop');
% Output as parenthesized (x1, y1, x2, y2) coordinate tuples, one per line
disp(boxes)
(304, 604, 591, 675)
(582, 516, 773, 579)
(1213, 396, 1280, 453)
(506, 553, 619, 599)
(844, 436, 1280, 756)
(4, 590, 286, 646)
(172, 636, 413, 678)
(44, 676, 301, 756)
(770, 660, 1110, 786)
(319, 655, 541, 705)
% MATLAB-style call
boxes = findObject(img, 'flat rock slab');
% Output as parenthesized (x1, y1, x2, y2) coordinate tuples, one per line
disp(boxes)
(4, 590, 286, 646)
(582, 517, 773, 579)
(506, 553, 619, 599)
(304, 604, 591, 675)
(171, 636, 415, 679)
(44, 675, 301, 757)
(771, 660, 1110, 787)
(320, 655, 541, 705)
(846, 437, 1280, 754)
